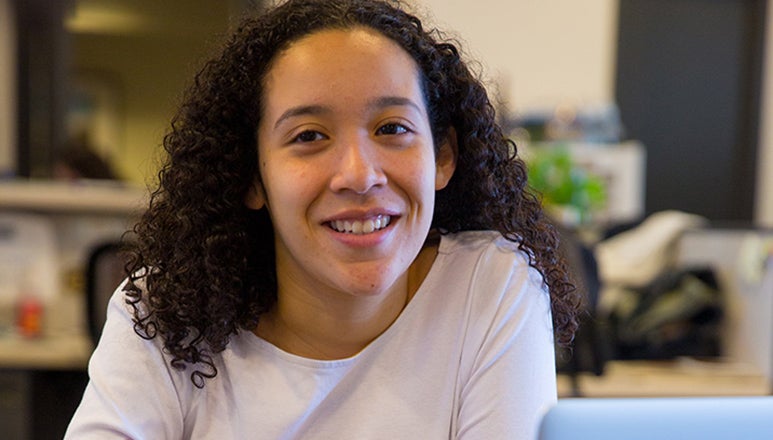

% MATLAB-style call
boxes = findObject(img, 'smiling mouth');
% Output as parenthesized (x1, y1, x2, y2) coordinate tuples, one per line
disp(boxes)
(329, 215, 392, 234)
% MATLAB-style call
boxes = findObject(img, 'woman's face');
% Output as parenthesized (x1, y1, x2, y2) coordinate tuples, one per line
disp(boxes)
(251, 27, 456, 300)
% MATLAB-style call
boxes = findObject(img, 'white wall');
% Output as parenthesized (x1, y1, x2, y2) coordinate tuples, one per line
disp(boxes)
(416, 0, 619, 114)
(756, 1, 773, 227)
(0, 0, 16, 176)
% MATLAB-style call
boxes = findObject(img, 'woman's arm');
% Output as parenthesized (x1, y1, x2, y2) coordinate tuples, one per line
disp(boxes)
(65, 283, 186, 439)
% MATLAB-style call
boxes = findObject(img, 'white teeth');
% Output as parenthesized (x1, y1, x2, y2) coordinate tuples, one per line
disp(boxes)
(330, 215, 391, 234)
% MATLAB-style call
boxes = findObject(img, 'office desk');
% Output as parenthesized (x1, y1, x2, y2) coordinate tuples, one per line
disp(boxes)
(0, 334, 92, 440)
(558, 359, 770, 398)
(0, 333, 91, 370)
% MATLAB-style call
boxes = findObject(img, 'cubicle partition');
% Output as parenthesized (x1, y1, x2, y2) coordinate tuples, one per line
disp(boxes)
(676, 227, 773, 387)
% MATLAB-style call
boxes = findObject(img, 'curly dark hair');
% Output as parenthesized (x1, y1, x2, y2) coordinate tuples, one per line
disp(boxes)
(125, 0, 580, 387)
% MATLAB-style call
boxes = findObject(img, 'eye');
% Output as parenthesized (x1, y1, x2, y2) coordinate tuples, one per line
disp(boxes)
(376, 122, 410, 136)
(292, 130, 327, 143)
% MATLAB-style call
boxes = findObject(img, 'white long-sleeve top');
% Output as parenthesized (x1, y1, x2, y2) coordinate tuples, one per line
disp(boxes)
(65, 231, 557, 439)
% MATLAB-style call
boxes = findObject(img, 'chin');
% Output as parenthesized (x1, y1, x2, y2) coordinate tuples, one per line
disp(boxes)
(334, 271, 404, 298)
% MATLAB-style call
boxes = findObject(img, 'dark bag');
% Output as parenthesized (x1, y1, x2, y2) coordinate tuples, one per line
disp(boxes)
(608, 266, 724, 360)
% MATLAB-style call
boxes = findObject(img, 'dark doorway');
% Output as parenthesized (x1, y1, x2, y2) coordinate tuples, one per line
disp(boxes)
(616, 0, 766, 222)
(14, 0, 70, 178)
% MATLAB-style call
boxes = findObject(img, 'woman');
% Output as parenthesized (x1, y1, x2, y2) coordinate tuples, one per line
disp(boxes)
(66, 0, 578, 438)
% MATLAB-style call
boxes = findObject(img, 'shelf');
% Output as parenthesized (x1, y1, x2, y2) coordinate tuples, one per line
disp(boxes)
(0, 333, 91, 370)
(0, 180, 148, 215)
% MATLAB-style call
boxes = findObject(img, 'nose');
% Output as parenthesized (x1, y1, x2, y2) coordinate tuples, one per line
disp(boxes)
(329, 136, 387, 194)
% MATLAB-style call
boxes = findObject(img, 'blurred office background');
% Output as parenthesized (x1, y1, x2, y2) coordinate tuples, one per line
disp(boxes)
(3, 0, 773, 224)
(1, 0, 773, 438)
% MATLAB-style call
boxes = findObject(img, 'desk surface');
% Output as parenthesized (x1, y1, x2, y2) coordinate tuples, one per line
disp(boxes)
(0, 333, 91, 370)
(1, 334, 769, 396)
(559, 359, 771, 398)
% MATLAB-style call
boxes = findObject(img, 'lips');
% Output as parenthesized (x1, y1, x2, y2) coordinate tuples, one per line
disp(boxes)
(329, 214, 392, 234)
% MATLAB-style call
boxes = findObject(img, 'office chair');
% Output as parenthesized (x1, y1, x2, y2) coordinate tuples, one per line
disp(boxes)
(554, 224, 608, 396)
(85, 241, 128, 344)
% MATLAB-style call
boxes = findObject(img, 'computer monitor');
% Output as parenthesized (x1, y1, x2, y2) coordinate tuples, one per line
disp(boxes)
(539, 397, 773, 440)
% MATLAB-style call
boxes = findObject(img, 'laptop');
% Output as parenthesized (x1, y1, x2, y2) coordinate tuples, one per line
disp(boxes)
(538, 397, 773, 440)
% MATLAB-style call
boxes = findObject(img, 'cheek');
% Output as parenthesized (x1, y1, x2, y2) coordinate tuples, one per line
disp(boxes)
(262, 161, 319, 211)
(416, 153, 441, 194)
(398, 160, 438, 207)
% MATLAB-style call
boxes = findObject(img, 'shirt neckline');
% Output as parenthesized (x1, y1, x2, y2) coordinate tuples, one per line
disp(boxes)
(243, 234, 452, 368)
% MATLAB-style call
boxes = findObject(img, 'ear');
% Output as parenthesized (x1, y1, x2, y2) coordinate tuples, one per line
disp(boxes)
(244, 178, 266, 210)
(435, 127, 458, 190)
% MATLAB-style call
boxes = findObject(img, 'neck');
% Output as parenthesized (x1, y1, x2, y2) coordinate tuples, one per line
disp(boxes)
(259, 279, 409, 359)
(255, 240, 439, 360)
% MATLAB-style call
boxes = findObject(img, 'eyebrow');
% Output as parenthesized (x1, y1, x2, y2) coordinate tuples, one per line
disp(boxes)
(272, 96, 422, 130)
(273, 105, 330, 129)
(367, 96, 422, 114)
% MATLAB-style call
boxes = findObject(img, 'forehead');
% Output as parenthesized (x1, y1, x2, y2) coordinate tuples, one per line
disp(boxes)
(261, 27, 422, 103)
(274, 25, 414, 67)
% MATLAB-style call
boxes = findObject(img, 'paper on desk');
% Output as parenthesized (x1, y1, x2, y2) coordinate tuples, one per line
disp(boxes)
(595, 210, 707, 288)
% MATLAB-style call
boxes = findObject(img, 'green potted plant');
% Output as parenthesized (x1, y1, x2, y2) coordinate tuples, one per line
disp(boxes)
(526, 146, 606, 226)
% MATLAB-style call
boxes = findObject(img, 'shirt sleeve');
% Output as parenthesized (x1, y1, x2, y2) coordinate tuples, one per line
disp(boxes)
(64, 283, 186, 440)
(455, 244, 558, 440)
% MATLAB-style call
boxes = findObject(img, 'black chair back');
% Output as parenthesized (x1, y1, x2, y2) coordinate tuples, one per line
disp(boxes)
(85, 242, 127, 344)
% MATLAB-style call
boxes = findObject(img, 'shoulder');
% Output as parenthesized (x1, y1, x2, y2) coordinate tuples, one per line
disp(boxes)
(438, 232, 556, 436)
(438, 231, 538, 282)
(431, 231, 547, 312)
(67, 282, 193, 438)
(439, 230, 524, 257)
(94, 285, 192, 389)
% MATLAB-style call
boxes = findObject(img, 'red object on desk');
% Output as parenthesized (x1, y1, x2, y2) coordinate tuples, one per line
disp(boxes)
(17, 296, 43, 338)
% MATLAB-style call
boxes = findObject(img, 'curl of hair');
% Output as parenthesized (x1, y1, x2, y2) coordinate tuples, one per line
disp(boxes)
(125, 0, 580, 387)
